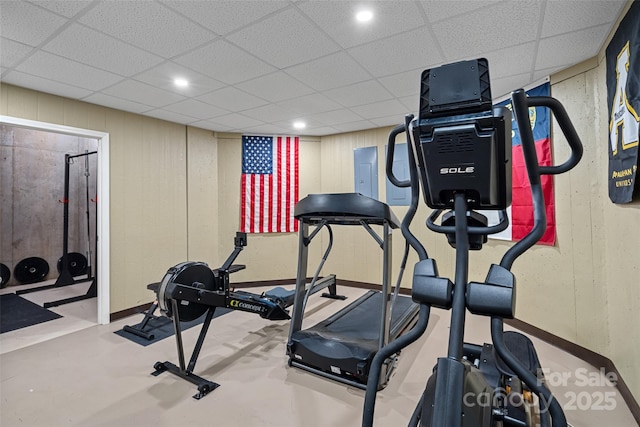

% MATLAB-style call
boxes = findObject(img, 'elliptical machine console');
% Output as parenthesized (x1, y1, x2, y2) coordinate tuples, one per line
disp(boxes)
(362, 58, 583, 427)
(413, 58, 512, 211)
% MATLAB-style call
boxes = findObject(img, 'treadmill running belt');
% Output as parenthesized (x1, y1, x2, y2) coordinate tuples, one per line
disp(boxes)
(288, 290, 417, 384)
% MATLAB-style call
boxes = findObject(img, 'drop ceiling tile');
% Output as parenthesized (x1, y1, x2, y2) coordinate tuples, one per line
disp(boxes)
(399, 94, 420, 112)
(272, 118, 325, 130)
(177, 40, 276, 84)
(300, 126, 340, 136)
(348, 27, 443, 78)
(16, 51, 123, 91)
(541, 1, 626, 38)
(350, 99, 408, 121)
(481, 42, 536, 79)
(0, 1, 68, 46)
(419, 1, 503, 23)
(490, 73, 531, 100)
(278, 92, 342, 115)
(536, 24, 611, 70)
(144, 108, 199, 125)
(133, 62, 226, 97)
(285, 51, 372, 91)
(79, 1, 217, 58)
(190, 119, 235, 132)
(369, 115, 406, 128)
(241, 104, 297, 123)
(102, 79, 186, 108)
(43, 23, 164, 76)
(332, 120, 377, 133)
(1, 38, 34, 68)
(82, 92, 154, 114)
(305, 108, 366, 126)
(235, 71, 315, 102)
(378, 68, 424, 98)
(28, 0, 93, 18)
(432, 1, 541, 60)
(323, 80, 392, 108)
(206, 113, 265, 130)
(297, 1, 425, 48)
(241, 123, 293, 136)
(161, 0, 289, 36)
(226, 8, 340, 68)
(162, 99, 230, 120)
(197, 87, 268, 112)
(1, 70, 92, 99)
(532, 67, 565, 83)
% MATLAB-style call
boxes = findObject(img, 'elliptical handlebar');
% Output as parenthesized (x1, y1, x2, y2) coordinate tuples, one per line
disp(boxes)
(501, 90, 584, 270)
(523, 93, 584, 175)
(386, 123, 411, 188)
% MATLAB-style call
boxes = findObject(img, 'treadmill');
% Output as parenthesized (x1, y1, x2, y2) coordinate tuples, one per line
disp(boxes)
(287, 192, 419, 389)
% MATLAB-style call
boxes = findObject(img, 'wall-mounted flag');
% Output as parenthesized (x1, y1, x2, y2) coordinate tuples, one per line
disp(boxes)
(606, 1, 640, 203)
(240, 135, 299, 233)
(489, 82, 556, 245)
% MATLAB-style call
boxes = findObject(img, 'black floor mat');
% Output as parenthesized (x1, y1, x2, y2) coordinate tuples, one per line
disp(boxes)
(114, 308, 233, 346)
(0, 293, 63, 333)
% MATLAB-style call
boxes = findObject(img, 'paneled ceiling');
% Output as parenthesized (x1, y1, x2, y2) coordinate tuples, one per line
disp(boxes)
(0, 0, 628, 136)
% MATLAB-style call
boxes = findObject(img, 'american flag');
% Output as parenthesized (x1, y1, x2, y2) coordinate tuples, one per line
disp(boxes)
(240, 135, 299, 233)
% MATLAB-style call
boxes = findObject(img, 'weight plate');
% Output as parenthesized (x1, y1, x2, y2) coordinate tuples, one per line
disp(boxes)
(0, 263, 10, 288)
(57, 252, 88, 276)
(13, 257, 50, 284)
(157, 261, 214, 322)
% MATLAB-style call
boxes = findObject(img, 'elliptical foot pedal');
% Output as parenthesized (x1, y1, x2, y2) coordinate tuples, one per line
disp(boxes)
(495, 331, 542, 377)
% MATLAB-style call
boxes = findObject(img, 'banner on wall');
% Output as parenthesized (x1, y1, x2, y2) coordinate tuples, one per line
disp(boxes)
(487, 82, 556, 245)
(240, 135, 299, 233)
(606, 1, 640, 204)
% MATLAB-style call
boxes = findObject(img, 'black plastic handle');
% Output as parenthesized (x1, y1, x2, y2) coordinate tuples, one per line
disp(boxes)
(386, 123, 411, 188)
(501, 90, 585, 270)
(513, 91, 584, 175)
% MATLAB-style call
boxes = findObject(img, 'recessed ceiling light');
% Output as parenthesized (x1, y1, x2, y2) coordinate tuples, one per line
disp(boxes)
(293, 121, 306, 129)
(356, 10, 373, 22)
(174, 78, 189, 87)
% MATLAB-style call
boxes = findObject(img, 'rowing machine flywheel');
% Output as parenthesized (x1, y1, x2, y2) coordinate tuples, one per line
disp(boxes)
(13, 257, 50, 284)
(0, 263, 10, 288)
(56, 252, 88, 276)
(157, 262, 215, 322)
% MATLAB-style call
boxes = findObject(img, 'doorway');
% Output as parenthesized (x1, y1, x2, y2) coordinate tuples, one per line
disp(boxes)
(0, 115, 110, 326)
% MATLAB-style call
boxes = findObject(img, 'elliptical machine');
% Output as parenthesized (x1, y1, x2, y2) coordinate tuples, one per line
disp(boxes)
(362, 58, 583, 426)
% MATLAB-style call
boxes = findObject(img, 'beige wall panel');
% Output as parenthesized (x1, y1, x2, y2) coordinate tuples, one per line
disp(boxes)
(86, 104, 108, 133)
(186, 127, 219, 266)
(595, 54, 640, 398)
(36, 92, 65, 125)
(553, 71, 609, 353)
(588, 59, 635, 389)
(1, 84, 8, 112)
(552, 52, 640, 395)
(4, 85, 38, 120)
(63, 98, 90, 130)
(109, 115, 188, 310)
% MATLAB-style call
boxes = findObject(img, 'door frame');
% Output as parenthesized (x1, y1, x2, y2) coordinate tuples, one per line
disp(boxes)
(1, 115, 110, 324)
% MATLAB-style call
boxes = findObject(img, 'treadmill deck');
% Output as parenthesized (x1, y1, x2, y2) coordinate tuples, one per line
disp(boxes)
(288, 290, 418, 387)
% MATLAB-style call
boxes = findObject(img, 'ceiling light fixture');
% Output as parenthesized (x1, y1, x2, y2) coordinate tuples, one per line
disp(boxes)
(356, 10, 373, 22)
(174, 78, 189, 88)
(293, 121, 306, 129)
